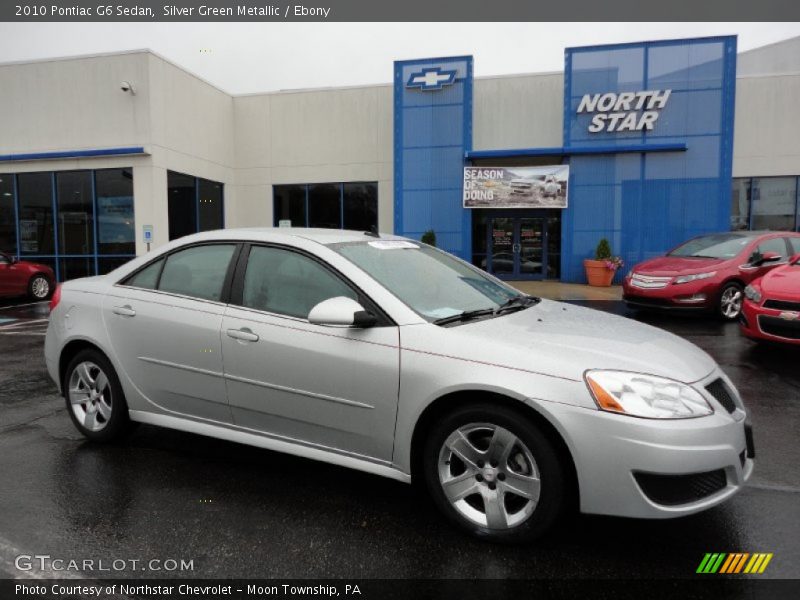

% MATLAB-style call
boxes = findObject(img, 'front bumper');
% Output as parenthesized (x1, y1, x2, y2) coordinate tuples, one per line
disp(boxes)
(623, 277, 718, 312)
(533, 370, 752, 519)
(740, 298, 800, 345)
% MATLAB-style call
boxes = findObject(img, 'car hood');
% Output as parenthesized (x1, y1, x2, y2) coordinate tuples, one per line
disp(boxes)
(633, 255, 726, 276)
(759, 263, 800, 298)
(425, 300, 716, 383)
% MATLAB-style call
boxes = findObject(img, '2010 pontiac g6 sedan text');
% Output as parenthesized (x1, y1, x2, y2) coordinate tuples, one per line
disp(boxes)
(45, 228, 754, 542)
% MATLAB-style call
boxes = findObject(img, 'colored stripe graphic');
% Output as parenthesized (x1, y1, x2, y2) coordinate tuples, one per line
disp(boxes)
(699, 553, 772, 574)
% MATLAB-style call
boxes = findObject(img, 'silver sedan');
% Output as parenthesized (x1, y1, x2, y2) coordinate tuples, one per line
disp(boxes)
(44, 228, 754, 542)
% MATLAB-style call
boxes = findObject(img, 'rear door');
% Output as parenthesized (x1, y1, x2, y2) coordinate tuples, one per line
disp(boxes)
(220, 244, 400, 461)
(103, 243, 239, 422)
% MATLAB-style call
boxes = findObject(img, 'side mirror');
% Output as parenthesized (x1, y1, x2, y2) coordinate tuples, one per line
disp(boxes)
(754, 251, 782, 267)
(308, 296, 377, 328)
(791, 252, 800, 266)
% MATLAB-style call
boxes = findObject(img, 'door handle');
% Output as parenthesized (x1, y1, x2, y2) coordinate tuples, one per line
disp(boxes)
(112, 305, 136, 317)
(226, 328, 259, 342)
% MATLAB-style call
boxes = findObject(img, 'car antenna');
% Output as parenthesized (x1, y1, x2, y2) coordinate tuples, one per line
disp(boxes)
(364, 226, 380, 238)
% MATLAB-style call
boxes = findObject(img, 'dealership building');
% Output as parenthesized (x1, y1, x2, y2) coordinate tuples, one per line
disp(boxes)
(1, 34, 799, 283)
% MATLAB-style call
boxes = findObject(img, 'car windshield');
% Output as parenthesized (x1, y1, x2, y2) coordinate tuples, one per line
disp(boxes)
(668, 234, 752, 259)
(332, 240, 524, 322)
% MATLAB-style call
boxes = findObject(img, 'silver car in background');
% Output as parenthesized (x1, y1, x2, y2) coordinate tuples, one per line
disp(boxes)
(45, 228, 754, 542)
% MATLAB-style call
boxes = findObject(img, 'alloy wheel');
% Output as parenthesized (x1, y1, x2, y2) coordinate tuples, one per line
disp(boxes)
(721, 287, 743, 319)
(438, 423, 541, 530)
(31, 276, 49, 299)
(68, 361, 113, 432)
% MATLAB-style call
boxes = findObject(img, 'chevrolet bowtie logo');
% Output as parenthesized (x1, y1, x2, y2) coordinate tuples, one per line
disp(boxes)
(406, 67, 457, 91)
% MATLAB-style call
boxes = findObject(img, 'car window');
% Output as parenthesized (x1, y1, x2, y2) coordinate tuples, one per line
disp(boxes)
(790, 237, 800, 255)
(668, 234, 752, 259)
(753, 237, 788, 261)
(158, 244, 236, 302)
(0, 254, 9, 265)
(123, 258, 164, 290)
(241, 246, 357, 318)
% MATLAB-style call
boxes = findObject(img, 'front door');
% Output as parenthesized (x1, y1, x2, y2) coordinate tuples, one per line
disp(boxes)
(486, 216, 546, 280)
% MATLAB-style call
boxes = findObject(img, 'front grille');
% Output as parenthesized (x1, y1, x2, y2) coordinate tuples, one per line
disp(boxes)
(635, 470, 727, 506)
(705, 378, 737, 414)
(764, 299, 800, 311)
(758, 315, 800, 340)
(631, 273, 672, 289)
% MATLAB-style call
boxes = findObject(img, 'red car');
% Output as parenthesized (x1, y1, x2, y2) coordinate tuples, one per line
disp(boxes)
(623, 231, 800, 320)
(0, 252, 55, 300)
(741, 254, 800, 344)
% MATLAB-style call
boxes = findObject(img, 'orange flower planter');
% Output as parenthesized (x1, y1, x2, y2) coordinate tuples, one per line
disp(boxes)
(583, 259, 615, 287)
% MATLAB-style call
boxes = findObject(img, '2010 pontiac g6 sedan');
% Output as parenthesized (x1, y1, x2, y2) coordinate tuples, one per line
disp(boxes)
(45, 228, 754, 542)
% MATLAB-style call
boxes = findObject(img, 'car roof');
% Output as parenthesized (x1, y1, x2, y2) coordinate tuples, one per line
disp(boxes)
(171, 227, 408, 246)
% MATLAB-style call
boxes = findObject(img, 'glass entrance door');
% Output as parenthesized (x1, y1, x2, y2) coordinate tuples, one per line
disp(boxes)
(485, 215, 550, 280)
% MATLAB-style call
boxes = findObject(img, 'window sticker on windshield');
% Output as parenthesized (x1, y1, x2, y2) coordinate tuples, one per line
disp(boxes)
(368, 240, 419, 250)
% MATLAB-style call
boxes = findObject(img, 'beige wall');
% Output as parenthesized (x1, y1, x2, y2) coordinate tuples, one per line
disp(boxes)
(732, 73, 800, 178)
(232, 85, 394, 232)
(473, 73, 564, 150)
(0, 52, 151, 155)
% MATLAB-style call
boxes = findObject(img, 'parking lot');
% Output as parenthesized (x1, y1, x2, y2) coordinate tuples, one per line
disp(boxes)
(0, 296, 798, 579)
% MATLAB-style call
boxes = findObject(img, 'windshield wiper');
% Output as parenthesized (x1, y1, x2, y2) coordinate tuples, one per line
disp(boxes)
(433, 308, 496, 326)
(494, 295, 540, 315)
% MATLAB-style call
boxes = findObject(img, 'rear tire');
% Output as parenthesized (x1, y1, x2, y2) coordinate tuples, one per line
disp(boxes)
(28, 274, 51, 300)
(63, 349, 135, 442)
(423, 402, 567, 543)
(718, 282, 744, 321)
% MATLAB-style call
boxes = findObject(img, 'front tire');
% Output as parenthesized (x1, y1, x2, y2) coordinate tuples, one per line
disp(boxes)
(28, 274, 51, 300)
(718, 282, 744, 321)
(423, 403, 567, 543)
(64, 349, 134, 442)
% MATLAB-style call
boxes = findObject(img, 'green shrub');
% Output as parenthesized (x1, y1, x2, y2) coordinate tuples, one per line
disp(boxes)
(421, 229, 437, 247)
(595, 238, 612, 260)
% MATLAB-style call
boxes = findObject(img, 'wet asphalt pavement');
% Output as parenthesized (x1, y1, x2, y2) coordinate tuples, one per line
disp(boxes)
(0, 297, 798, 580)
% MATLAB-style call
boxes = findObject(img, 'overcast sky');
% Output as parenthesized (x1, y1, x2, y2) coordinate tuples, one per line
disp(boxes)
(1, 22, 799, 94)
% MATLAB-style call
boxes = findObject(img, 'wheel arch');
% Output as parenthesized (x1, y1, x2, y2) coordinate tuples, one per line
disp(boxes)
(58, 339, 109, 395)
(409, 390, 580, 510)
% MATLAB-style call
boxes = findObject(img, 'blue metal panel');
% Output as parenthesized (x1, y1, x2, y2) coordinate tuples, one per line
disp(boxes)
(465, 143, 686, 160)
(0, 147, 146, 162)
(394, 56, 473, 260)
(561, 36, 737, 283)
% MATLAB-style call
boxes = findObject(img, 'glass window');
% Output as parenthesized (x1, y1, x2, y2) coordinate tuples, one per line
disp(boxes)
(751, 177, 797, 231)
(123, 258, 164, 289)
(308, 184, 341, 229)
(56, 171, 94, 255)
(95, 169, 135, 255)
(0, 175, 15, 254)
(198, 178, 224, 232)
(168, 171, 198, 241)
(59, 257, 95, 281)
(158, 244, 235, 301)
(17, 173, 54, 255)
(754, 237, 789, 261)
(790, 237, 800, 255)
(333, 242, 520, 322)
(669, 233, 754, 259)
(730, 178, 751, 231)
(241, 246, 356, 318)
(273, 185, 306, 227)
(343, 183, 377, 231)
(98, 256, 134, 276)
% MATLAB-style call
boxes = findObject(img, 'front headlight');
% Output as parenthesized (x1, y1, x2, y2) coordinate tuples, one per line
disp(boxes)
(585, 370, 713, 419)
(744, 284, 762, 303)
(674, 271, 716, 285)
